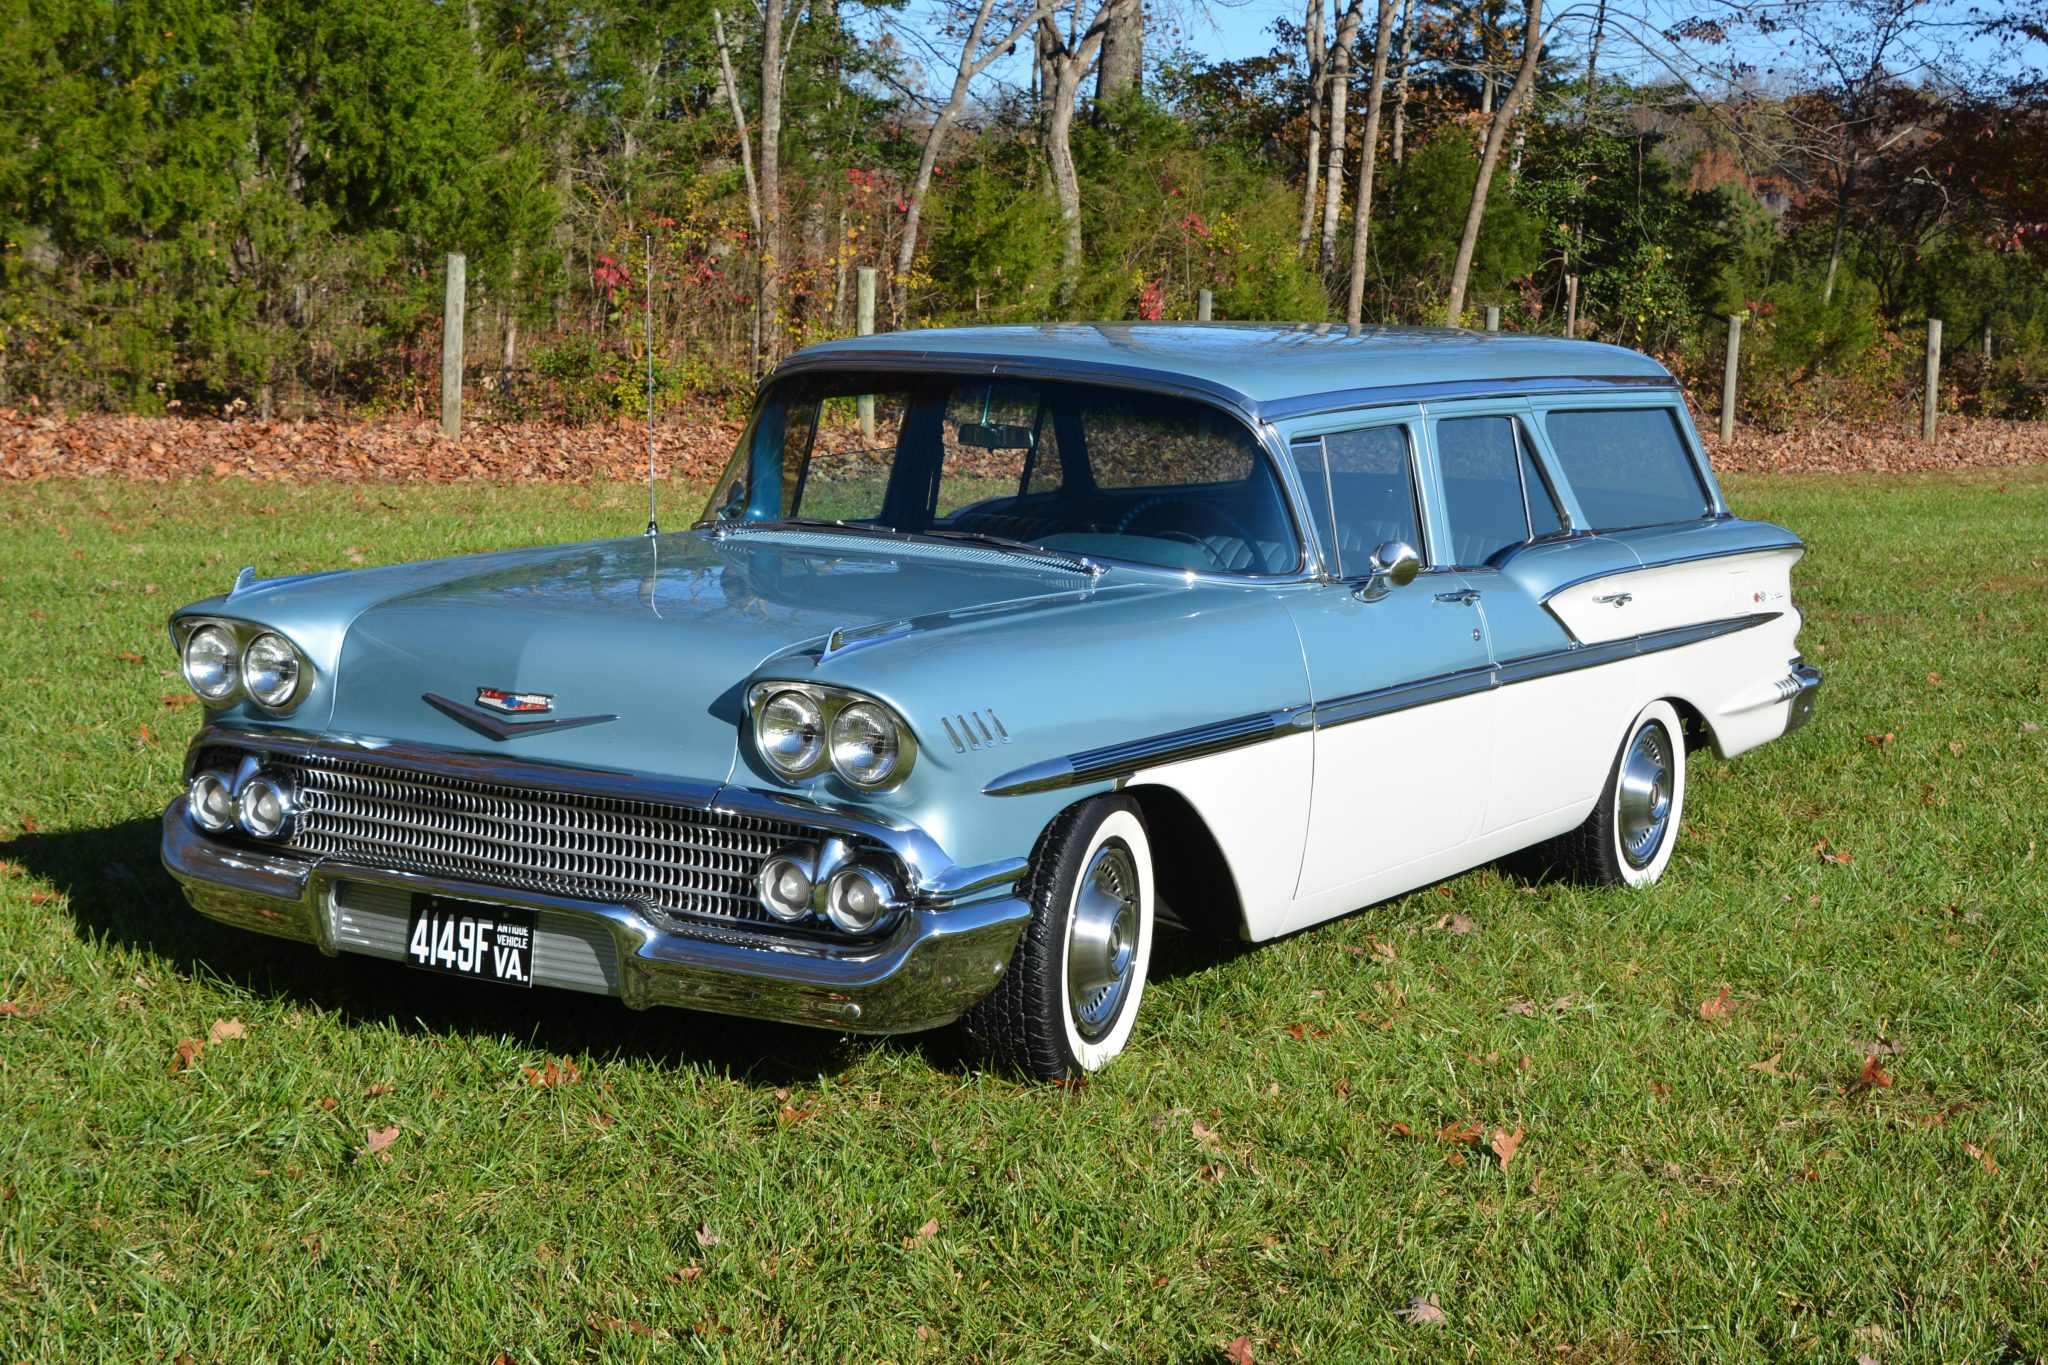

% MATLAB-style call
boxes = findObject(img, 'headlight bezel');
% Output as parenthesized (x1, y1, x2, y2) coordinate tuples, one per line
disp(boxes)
(172, 618, 315, 715)
(241, 631, 310, 712)
(747, 682, 918, 791)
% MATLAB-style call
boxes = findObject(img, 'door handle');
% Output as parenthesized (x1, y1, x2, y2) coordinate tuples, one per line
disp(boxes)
(1592, 591, 1633, 607)
(1434, 588, 1481, 605)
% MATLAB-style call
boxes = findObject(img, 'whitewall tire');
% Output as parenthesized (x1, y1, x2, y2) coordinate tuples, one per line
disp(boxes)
(1537, 699, 1687, 888)
(961, 796, 1154, 1079)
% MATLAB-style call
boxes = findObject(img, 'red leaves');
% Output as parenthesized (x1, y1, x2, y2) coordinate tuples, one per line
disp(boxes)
(521, 1057, 579, 1087)
(1698, 985, 1736, 1022)
(168, 1038, 204, 1073)
(1704, 415, 2048, 475)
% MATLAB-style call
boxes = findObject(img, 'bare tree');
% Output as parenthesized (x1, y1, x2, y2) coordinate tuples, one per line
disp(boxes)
(1345, 0, 1397, 323)
(1095, 0, 1143, 98)
(1317, 0, 1367, 273)
(894, 0, 1062, 319)
(1037, 0, 1135, 306)
(1297, 0, 1329, 253)
(1390, 0, 1416, 166)
(1443, 0, 1542, 323)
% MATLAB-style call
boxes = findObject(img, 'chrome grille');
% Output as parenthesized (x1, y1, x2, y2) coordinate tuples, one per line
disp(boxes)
(265, 754, 851, 927)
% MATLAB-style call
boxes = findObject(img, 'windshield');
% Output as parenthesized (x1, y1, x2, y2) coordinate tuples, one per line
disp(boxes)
(701, 373, 1303, 575)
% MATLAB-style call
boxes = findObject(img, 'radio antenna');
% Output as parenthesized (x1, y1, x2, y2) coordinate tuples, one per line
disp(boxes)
(643, 230, 659, 537)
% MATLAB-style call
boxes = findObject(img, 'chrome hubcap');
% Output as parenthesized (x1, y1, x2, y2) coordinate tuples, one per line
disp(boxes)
(1616, 720, 1674, 869)
(1067, 841, 1139, 1041)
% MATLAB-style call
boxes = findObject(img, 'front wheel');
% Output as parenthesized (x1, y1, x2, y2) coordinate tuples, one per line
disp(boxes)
(961, 796, 1154, 1079)
(1540, 700, 1687, 887)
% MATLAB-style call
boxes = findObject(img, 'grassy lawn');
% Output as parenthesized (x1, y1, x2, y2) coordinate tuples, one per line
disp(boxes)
(1, 470, 2044, 1362)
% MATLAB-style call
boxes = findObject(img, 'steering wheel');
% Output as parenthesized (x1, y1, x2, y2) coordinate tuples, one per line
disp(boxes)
(1110, 494, 1266, 571)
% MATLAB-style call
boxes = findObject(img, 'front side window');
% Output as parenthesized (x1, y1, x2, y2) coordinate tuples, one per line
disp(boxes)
(705, 374, 1300, 575)
(1291, 424, 1424, 577)
(1543, 407, 1711, 530)
(1435, 415, 1566, 567)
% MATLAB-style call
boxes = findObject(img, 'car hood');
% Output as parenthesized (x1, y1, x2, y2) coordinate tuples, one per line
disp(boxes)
(318, 529, 1119, 781)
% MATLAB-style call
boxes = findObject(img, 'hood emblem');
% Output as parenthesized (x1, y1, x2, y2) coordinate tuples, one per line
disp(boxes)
(476, 686, 553, 715)
(423, 691, 617, 742)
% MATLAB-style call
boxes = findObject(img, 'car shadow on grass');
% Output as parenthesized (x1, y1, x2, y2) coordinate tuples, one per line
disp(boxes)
(7, 814, 880, 1087)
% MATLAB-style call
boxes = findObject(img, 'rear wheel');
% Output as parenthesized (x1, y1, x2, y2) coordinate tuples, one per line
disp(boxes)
(961, 796, 1154, 1079)
(1537, 700, 1687, 887)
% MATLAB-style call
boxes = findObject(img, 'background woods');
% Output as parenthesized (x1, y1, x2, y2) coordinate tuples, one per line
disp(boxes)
(0, 0, 2044, 429)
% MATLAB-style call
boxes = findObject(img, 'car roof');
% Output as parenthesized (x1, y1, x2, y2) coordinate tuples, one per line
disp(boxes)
(777, 323, 1677, 421)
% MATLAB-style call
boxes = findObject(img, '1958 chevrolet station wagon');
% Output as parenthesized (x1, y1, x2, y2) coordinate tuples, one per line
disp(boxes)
(162, 324, 1821, 1077)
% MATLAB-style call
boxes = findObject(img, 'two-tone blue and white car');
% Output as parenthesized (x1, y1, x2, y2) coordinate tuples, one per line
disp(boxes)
(162, 324, 1821, 1078)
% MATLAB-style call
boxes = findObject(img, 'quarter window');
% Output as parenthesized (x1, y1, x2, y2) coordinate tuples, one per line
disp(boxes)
(1434, 415, 1564, 567)
(1290, 424, 1423, 577)
(1543, 407, 1711, 529)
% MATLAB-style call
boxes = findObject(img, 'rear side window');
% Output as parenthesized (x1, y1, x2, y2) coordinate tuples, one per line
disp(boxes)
(1435, 415, 1564, 567)
(1544, 408, 1710, 529)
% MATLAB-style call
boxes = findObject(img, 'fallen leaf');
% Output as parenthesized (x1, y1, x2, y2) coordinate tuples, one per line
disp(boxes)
(1862, 732, 1894, 748)
(1387, 1121, 1413, 1139)
(1490, 1125, 1525, 1167)
(1223, 1336, 1256, 1365)
(28, 890, 58, 906)
(905, 1216, 940, 1249)
(362, 1124, 400, 1158)
(1369, 937, 1399, 964)
(169, 1038, 204, 1073)
(1926, 672, 1941, 684)
(694, 1222, 722, 1247)
(1699, 985, 1735, 1022)
(364, 1082, 393, 1098)
(1963, 1141, 1998, 1174)
(1445, 1150, 1466, 1167)
(1432, 912, 1477, 934)
(1747, 1053, 1786, 1077)
(2022, 721, 2039, 733)
(664, 1265, 704, 1284)
(521, 1057, 580, 1087)
(206, 1017, 246, 1044)
(0, 1001, 37, 1018)
(1191, 1119, 1223, 1152)
(1506, 1000, 1537, 1016)
(1851, 1054, 1894, 1092)
(1436, 1119, 1484, 1145)
(1397, 1293, 1448, 1326)
(115, 651, 145, 663)
(161, 692, 200, 710)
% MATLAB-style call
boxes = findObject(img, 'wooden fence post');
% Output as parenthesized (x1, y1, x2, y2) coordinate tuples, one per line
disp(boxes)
(1483, 305, 1500, 332)
(1720, 313, 1743, 444)
(1197, 289, 1213, 322)
(1922, 318, 1942, 444)
(856, 266, 876, 441)
(441, 252, 466, 441)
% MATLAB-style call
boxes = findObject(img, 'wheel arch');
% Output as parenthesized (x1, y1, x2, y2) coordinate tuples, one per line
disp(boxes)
(1118, 783, 1249, 941)
(1661, 693, 1718, 756)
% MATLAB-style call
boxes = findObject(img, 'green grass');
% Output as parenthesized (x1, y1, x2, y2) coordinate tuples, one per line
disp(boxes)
(2, 471, 2045, 1361)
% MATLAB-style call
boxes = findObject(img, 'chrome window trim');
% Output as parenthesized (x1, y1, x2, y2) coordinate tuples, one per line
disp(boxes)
(1260, 376, 1679, 424)
(983, 611, 1784, 796)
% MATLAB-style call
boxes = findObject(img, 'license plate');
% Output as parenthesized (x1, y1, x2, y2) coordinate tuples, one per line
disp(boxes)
(404, 895, 534, 987)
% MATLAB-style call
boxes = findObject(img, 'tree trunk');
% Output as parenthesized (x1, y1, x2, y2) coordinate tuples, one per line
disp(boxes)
(1344, 0, 1396, 324)
(1822, 153, 1856, 305)
(1443, 0, 1542, 323)
(757, 0, 787, 372)
(1391, 0, 1415, 166)
(1297, 0, 1328, 254)
(1045, 65, 1085, 306)
(1095, 0, 1143, 99)
(1318, 0, 1366, 274)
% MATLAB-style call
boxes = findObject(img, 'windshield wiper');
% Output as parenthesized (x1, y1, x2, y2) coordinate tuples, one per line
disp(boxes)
(915, 528, 1101, 575)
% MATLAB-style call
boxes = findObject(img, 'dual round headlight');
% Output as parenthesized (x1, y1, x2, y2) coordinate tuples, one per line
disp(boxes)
(754, 849, 900, 934)
(180, 623, 310, 712)
(188, 768, 293, 840)
(754, 687, 913, 790)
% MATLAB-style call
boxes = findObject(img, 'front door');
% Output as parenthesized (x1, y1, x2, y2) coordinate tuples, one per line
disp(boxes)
(1280, 415, 1495, 925)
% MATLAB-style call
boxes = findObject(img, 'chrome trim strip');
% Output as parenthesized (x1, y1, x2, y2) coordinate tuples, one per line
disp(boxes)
(422, 692, 618, 741)
(1785, 661, 1823, 734)
(982, 612, 1783, 795)
(1260, 376, 1678, 423)
(983, 704, 1314, 796)
(1536, 540, 1806, 604)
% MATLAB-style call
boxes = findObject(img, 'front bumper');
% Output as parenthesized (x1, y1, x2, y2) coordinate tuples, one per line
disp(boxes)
(162, 799, 1030, 1034)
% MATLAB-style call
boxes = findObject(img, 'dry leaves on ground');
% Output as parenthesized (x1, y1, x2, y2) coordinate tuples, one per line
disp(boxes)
(362, 1125, 400, 1159)
(206, 1017, 246, 1044)
(521, 1057, 580, 1087)
(1699, 985, 1736, 1022)
(1396, 1294, 1449, 1326)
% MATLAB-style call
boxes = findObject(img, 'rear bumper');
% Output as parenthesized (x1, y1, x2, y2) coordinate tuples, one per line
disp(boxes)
(1784, 661, 1824, 735)
(162, 800, 1029, 1034)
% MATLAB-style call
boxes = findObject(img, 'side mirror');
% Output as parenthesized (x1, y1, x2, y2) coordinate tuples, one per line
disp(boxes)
(1353, 539, 1420, 602)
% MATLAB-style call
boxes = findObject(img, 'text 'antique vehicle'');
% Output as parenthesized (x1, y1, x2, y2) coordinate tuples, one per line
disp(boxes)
(162, 324, 1822, 1077)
